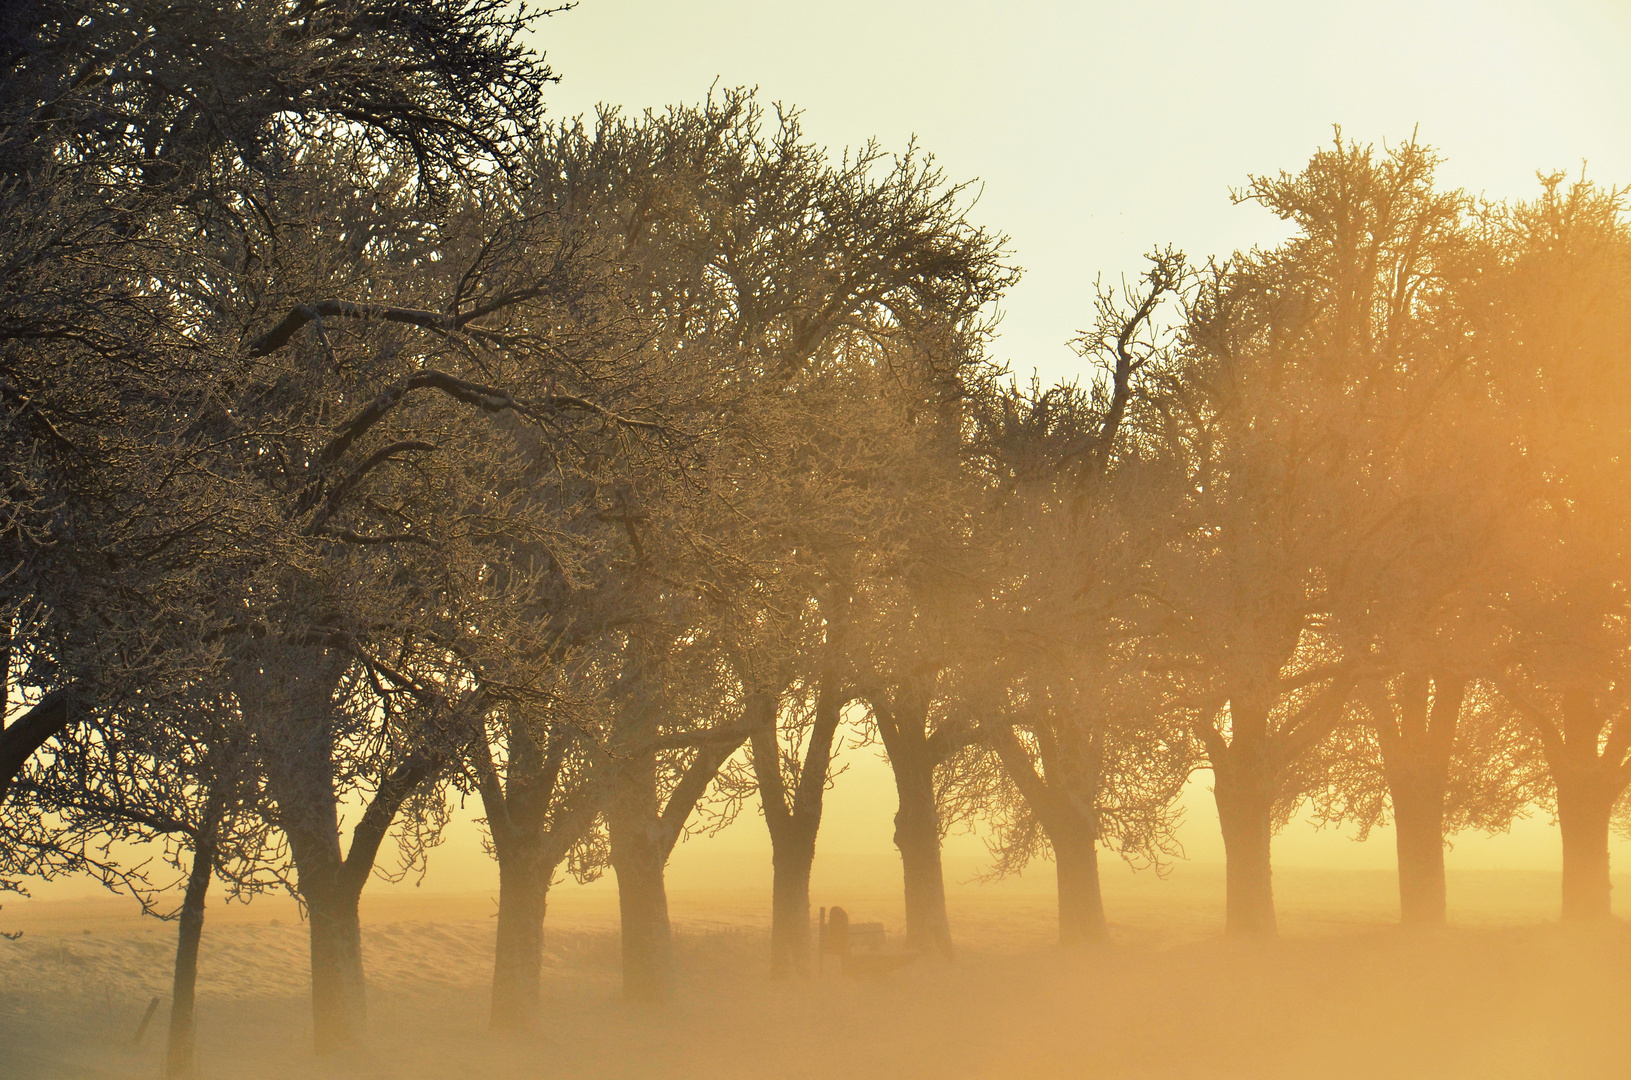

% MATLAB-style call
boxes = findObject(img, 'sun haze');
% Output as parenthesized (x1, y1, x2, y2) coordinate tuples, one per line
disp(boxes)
(5, 2, 1631, 1078)
(504, 0, 1631, 882)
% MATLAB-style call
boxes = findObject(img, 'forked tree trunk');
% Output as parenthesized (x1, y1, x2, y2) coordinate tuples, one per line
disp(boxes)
(1557, 775, 1614, 922)
(490, 847, 550, 1030)
(872, 685, 956, 958)
(281, 781, 415, 1054)
(234, 642, 436, 1052)
(604, 680, 764, 1001)
(1371, 674, 1461, 927)
(232, 644, 369, 1051)
(164, 837, 215, 1077)
(1390, 773, 1448, 925)
(989, 722, 1108, 945)
(480, 717, 576, 1033)
(608, 748, 674, 1003)
(891, 749, 954, 958)
(754, 672, 844, 978)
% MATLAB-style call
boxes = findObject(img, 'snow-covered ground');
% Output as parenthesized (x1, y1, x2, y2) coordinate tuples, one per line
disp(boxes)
(4, 864, 1629, 1079)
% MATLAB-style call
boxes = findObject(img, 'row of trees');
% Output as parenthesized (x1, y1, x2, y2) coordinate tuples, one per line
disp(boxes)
(3, 1, 1630, 1071)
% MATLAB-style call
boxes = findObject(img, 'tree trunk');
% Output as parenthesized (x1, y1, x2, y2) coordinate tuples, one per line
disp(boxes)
(611, 830, 673, 1003)
(1557, 776, 1614, 922)
(770, 842, 815, 977)
(1214, 772, 1275, 936)
(477, 712, 578, 1033)
(872, 683, 956, 959)
(989, 720, 1107, 945)
(609, 748, 674, 1003)
(1390, 774, 1448, 925)
(1372, 673, 1461, 927)
(232, 642, 434, 1052)
(164, 839, 214, 1077)
(754, 672, 843, 979)
(1206, 691, 1279, 938)
(1053, 828, 1106, 945)
(891, 751, 954, 958)
(489, 848, 550, 1031)
(304, 877, 367, 1053)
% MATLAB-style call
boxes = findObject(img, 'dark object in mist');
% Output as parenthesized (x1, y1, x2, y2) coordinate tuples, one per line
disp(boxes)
(819, 906, 916, 978)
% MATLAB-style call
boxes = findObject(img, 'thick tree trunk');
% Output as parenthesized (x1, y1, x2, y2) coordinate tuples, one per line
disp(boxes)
(770, 843, 815, 977)
(1557, 776, 1614, 922)
(489, 849, 550, 1031)
(233, 643, 392, 1053)
(891, 751, 954, 958)
(277, 796, 370, 1053)
(1390, 774, 1448, 925)
(1053, 828, 1106, 945)
(1214, 772, 1275, 936)
(164, 839, 214, 1077)
(611, 832, 673, 1002)
(304, 877, 367, 1053)
(609, 748, 674, 1003)
(1206, 691, 1280, 938)
(1543, 691, 1621, 923)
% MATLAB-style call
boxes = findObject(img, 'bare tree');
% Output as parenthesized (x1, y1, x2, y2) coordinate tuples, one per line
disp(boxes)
(1481, 174, 1631, 921)
(183, 115, 651, 1046)
(843, 328, 1002, 960)
(748, 590, 858, 977)
(1147, 136, 1477, 934)
(1238, 136, 1543, 926)
(965, 252, 1193, 944)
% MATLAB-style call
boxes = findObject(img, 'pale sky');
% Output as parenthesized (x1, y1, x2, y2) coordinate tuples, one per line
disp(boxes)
(528, 0, 1631, 385)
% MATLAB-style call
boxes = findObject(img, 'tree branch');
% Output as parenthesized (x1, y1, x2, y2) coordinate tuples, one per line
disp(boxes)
(0, 688, 77, 805)
(245, 300, 457, 357)
(339, 751, 442, 895)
